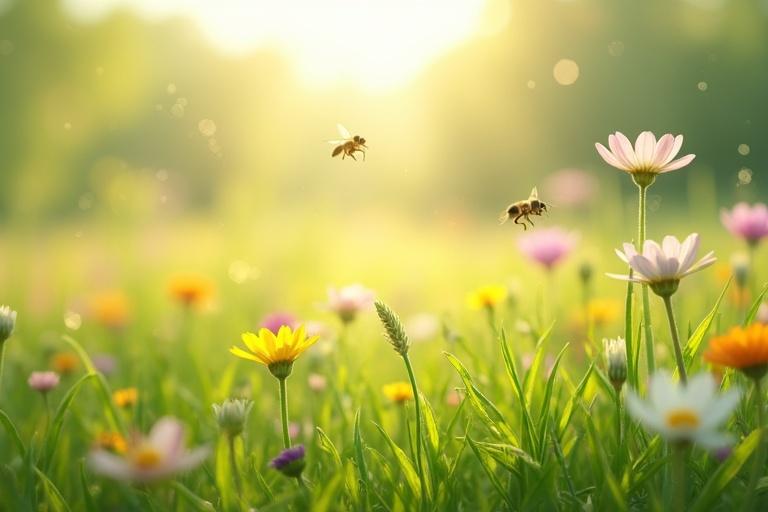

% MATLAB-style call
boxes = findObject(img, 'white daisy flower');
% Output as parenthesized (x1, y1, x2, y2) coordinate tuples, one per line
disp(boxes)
(607, 233, 716, 297)
(595, 131, 695, 186)
(626, 371, 740, 449)
(89, 417, 209, 483)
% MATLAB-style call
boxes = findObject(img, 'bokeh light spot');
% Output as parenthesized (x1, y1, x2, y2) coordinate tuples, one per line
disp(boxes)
(553, 59, 579, 86)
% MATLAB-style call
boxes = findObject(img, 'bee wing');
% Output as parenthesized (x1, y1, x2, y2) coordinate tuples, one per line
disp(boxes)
(327, 140, 346, 144)
(529, 187, 538, 199)
(498, 209, 510, 224)
(337, 124, 352, 140)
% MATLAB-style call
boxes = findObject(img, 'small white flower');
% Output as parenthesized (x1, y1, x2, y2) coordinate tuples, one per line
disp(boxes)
(608, 233, 716, 296)
(89, 417, 209, 483)
(626, 371, 740, 449)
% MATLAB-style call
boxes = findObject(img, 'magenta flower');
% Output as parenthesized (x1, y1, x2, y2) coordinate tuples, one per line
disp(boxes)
(327, 284, 375, 323)
(517, 227, 577, 271)
(28, 371, 60, 393)
(721, 203, 768, 246)
(595, 131, 695, 177)
(269, 445, 306, 478)
(260, 312, 298, 334)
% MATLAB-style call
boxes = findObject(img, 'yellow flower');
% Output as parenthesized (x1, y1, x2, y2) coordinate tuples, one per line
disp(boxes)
(51, 352, 79, 375)
(466, 285, 507, 310)
(383, 381, 414, 403)
(587, 299, 621, 327)
(96, 432, 128, 454)
(113, 387, 139, 408)
(90, 291, 130, 329)
(230, 325, 318, 379)
(168, 274, 214, 308)
(704, 324, 768, 379)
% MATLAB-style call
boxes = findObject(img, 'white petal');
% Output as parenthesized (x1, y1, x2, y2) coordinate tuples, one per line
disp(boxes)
(662, 235, 682, 259)
(88, 451, 135, 481)
(149, 417, 185, 459)
(677, 233, 701, 273)
(661, 135, 684, 165)
(173, 446, 211, 473)
(694, 431, 735, 451)
(635, 131, 656, 167)
(649, 371, 676, 410)
(630, 254, 660, 281)
(660, 154, 695, 173)
(626, 390, 666, 433)
(700, 388, 741, 430)
(611, 132, 638, 168)
(596, 143, 627, 170)
(651, 134, 676, 168)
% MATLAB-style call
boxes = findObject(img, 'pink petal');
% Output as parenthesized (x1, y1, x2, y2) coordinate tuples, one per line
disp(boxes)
(88, 451, 134, 481)
(614, 132, 638, 167)
(149, 417, 185, 459)
(660, 153, 695, 173)
(661, 135, 684, 166)
(635, 131, 656, 166)
(595, 142, 627, 170)
(651, 134, 675, 168)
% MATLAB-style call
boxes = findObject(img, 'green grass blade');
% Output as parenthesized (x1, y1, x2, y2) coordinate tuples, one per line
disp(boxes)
(690, 428, 761, 512)
(0, 408, 26, 457)
(744, 282, 768, 326)
(682, 277, 731, 370)
(353, 409, 371, 510)
(316, 427, 342, 469)
(34, 466, 72, 512)
(373, 421, 424, 501)
(466, 436, 514, 509)
(43, 373, 93, 469)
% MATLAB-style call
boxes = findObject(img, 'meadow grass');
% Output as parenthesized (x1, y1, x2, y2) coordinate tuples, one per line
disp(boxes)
(0, 189, 767, 511)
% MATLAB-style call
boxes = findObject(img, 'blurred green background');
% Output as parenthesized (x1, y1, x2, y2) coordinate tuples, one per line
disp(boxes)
(0, 0, 765, 325)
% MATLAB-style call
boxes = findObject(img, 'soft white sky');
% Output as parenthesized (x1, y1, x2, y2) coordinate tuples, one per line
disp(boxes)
(61, 0, 511, 90)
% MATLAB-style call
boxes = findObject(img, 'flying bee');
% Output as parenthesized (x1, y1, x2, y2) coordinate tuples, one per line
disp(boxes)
(328, 124, 367, 161)
(499, 187, 549, 230)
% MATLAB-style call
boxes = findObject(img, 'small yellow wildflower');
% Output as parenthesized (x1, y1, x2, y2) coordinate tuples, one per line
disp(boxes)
(383, 382, 414, 404)
(113, 387, 139, 408)
(51, 352, 79, 375)
(230, 325, 318, 379)
(466, 285, 507, 310)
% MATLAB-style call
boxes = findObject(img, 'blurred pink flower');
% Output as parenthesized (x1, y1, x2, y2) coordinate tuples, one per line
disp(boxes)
(543, 168, 598, 208)
(518, 227, 577, 270)
(595, 131, 695, 175)
(260, 312, 298, 334)
(721, 203, 768, 245)
(308, 373, 327, 392)
(28, 371, 60, 393)
(93, 354, 117, 376)
(326, 284, 375, 323)
(446, 389, 462, 407)
(88, 416, 209, 483)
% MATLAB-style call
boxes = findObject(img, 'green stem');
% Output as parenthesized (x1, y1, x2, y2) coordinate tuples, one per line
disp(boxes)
(672, 443, 687, 512)
(662, 295, 687, 384)
(614, 391, 623, 452)
(743, 378, 765, 511)
(403, 353, 427, 511)
(278, 378, 291, 449)
(638, 184, 656, 376)
(748, 241, 758, 301)
(228, 434, 243, 499)
(0, 342, 6, 400)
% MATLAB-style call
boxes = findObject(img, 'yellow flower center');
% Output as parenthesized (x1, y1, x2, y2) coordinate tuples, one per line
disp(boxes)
(665, 409, 700, 429)
(133, 447, 163, 469)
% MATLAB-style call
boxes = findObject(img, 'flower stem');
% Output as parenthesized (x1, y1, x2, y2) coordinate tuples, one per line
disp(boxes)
(743, 377, 765, 511)
(672, 443, 687, 512)
(227, 434, 243, 499)
(662, 295, 687, 384)
(0, 342, 6, 401)
(637, 184, 656, 376)
(278, 377, 291, 449)
(402, 353, 427, 511)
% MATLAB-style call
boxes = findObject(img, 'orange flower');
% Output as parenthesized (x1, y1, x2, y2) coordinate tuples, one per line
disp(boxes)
(90, 291, 130, 329)
(113, 387, 138, 408)
(704, 323, 768, 379)
(587, 299, 621, 327)
(96, 432, 128, 454)
(168, 274, 214, 308)
(51, 352, 79, 375)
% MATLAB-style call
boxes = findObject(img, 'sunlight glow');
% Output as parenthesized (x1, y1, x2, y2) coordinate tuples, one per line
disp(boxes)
(62, 0, 506, 91)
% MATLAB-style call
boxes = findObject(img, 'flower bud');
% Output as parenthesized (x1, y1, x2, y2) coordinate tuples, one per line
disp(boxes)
(269, 445, 306, 478)
(579, 261, 593, 285)
(603, 337, 628, 390)
(0, 305, 17, 344)
(730, 253, 750, 290)
(213, 398, 253, 438)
